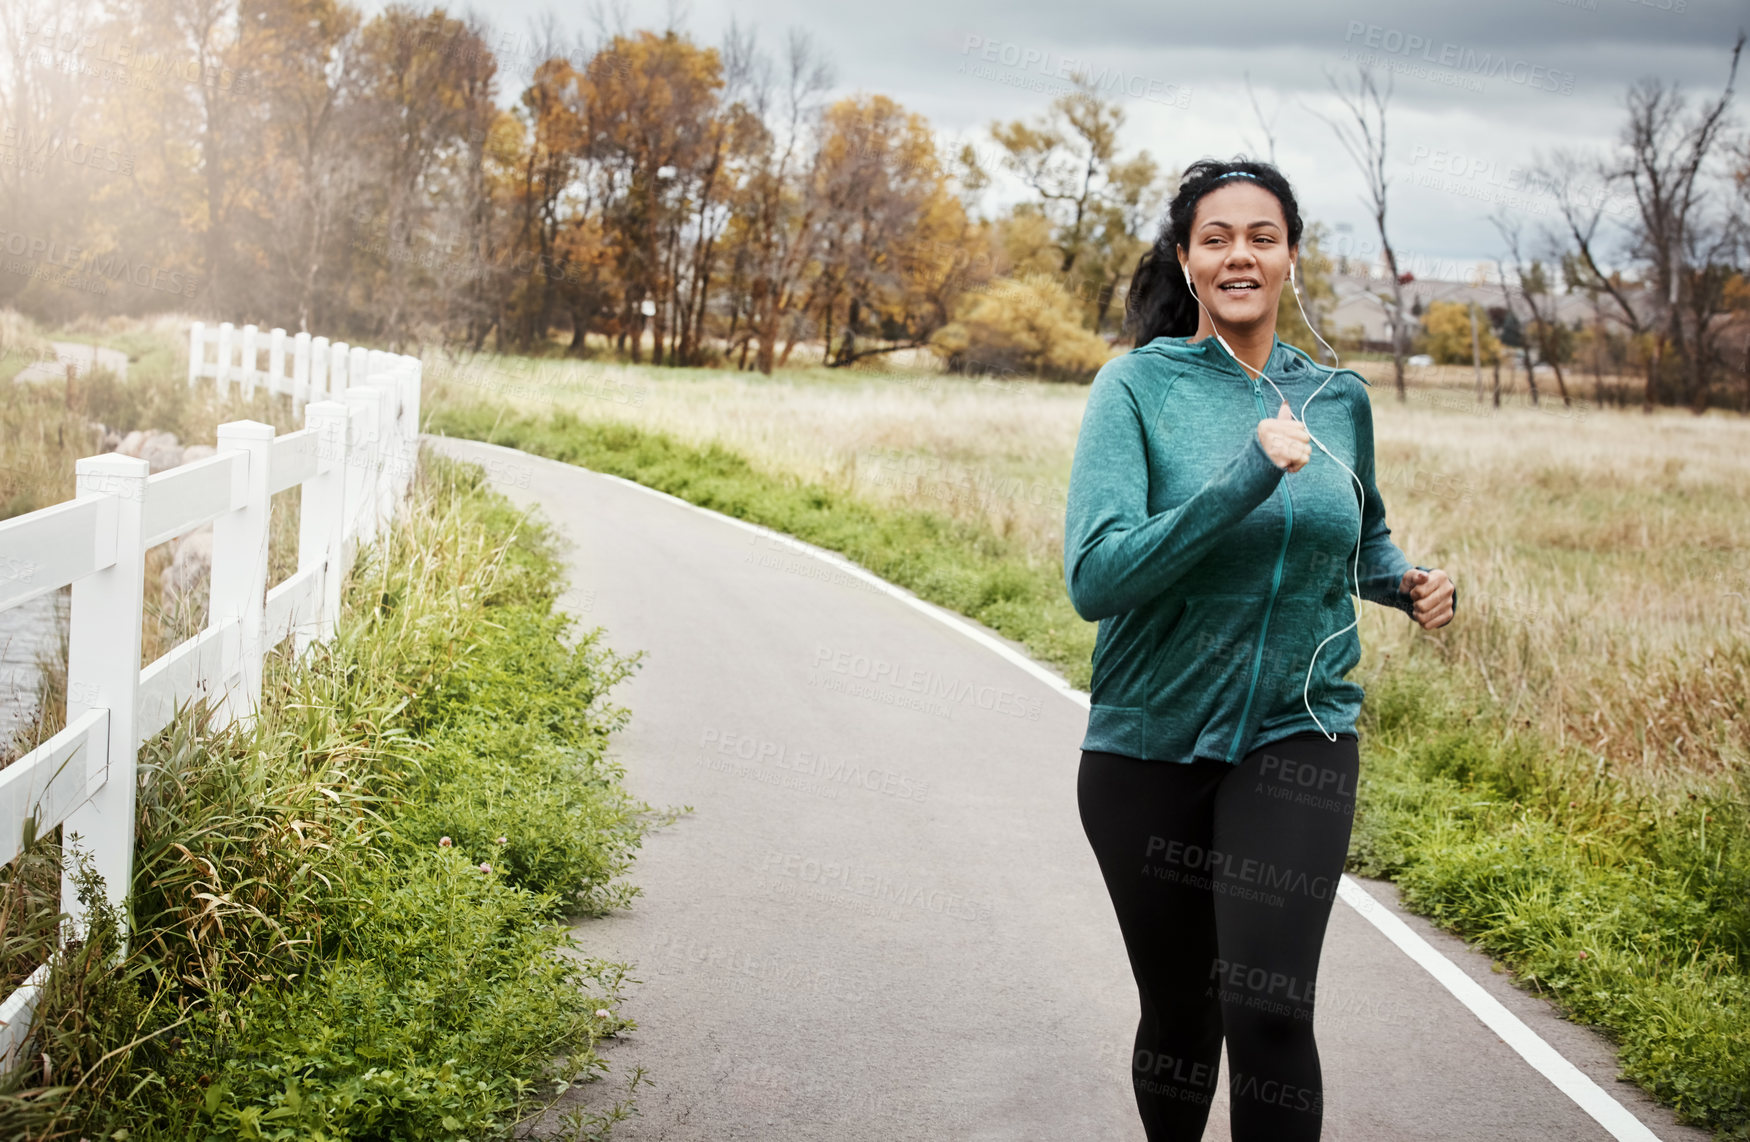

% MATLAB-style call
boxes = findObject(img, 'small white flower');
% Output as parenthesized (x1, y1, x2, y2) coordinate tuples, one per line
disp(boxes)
(439, 836, 452, 847)
(595, 1009, 612, 1020)
(479, 862, 492, 873)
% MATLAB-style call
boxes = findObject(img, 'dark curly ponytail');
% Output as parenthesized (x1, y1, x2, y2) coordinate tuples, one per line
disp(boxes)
(1125, 157, 1305, 345)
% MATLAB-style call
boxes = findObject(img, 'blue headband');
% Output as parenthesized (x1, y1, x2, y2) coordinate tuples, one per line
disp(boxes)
(1210, 170, 1261, 184)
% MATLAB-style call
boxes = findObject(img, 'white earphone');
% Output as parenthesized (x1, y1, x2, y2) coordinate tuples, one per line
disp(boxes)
(1180, 252, 1366, 742)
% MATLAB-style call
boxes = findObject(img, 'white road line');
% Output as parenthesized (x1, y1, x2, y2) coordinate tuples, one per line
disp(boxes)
(1336, 878, 1661, 1141)
(425, 434, 1666, 1142)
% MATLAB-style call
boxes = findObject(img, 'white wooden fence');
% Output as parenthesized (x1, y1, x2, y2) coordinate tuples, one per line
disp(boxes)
(0, 323, 422, 1066)
(187, 320, 371, 408)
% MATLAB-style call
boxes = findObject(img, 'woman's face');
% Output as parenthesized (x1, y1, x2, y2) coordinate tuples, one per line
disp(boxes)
(1177, 181, 1296, 335)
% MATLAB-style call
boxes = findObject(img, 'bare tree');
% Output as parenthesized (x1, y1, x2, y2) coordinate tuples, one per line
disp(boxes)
(1539, 146, 1653, 407)
(1305, 64, 1408, 400)
(1490, 209, 1571, 407)
(738, 27, 833, 374)
(1544, 36, 1744, 412)
(1243, 72, 1278, 166)
(1623, 35, 1742, 412)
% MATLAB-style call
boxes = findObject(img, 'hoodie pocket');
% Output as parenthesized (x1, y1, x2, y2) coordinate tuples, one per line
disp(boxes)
(1152, 594, 1257, 721)
(1259, 594, 1361, 719)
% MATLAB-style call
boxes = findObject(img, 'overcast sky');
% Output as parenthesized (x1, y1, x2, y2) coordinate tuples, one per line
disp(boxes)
(425, 0, 1746, 277)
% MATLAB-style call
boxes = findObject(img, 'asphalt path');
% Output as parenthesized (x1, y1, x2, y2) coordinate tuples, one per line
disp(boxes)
(425, 434, 1708, 1142)
(11, 341, 129, 384)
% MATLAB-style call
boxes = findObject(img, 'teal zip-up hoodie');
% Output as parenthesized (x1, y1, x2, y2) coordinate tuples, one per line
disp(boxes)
(1063, 333, 1454, 764)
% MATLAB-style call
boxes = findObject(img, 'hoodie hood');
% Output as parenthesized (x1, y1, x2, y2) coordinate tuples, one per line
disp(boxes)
(1131, 334, 1372, 388)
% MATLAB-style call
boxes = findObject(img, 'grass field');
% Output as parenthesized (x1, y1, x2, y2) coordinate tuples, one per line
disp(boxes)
(418, 343, 1748, 782)
(7, 317, 1748, 1136)
(416, 339, 1750, 1137)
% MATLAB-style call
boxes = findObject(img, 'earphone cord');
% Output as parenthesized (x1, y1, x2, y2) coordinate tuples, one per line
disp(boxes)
(1183, 263, 1365, 743)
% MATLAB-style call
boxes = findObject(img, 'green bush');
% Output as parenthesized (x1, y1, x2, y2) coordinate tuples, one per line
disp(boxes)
(930, 274, 1116, 382)
(1353, 667, 1750, 1138)
(2, 449, 659, 1140)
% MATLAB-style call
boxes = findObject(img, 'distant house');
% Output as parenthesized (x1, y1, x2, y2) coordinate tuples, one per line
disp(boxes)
(1322, 268, 1600, 354)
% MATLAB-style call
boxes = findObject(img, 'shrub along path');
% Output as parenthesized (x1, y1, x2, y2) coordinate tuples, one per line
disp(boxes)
(424, 435, 1708, 1142)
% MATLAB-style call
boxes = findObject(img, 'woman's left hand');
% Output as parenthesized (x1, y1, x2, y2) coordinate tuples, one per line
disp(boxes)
(1401, 568, 1456, 630)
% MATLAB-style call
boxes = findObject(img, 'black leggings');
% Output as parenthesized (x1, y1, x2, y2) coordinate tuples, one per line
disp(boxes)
(1078, 731, 1360, 1142)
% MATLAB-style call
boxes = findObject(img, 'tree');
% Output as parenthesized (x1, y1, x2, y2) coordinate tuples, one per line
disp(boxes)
(988, 76, 1164, 332)
(1619, 36, 1744, 412)
(1423, 300, 1502, 366)
(722, 27, 833, 375)
(1491, 209, 1573, 406)
(352, 6, 494, 342)
(1536, 34, 1745, 413)
(243, 0, 365, 333)
(805, 95, 974, 367)
(1306, 64, 1408, 401)
(1275, 222, 1335, 362)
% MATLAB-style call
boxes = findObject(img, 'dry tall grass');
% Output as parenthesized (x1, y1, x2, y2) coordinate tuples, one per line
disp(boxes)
(423, 346, 1749, 782)
(2, 311, 304, 762)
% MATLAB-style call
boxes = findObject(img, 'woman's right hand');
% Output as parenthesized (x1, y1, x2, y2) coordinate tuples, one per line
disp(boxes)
(1258, 401, 1312, 473)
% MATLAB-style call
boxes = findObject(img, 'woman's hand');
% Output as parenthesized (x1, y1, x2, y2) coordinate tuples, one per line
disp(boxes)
(1401, 568, 1455, 630)
(1258, 401, 1311, 472)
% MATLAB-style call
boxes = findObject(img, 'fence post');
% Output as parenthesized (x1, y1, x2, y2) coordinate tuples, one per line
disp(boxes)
(342, 388, 380, 546)
(216, 322, 234, 392)
(60, 454, 148, 946)
(187, 322, 204, 389)
(407, 356, 423, 443)
(209, 421, 275, 725)
(240, 325, 259, 399)
(363, 377, 398, 527)
(311, 337, 329, 401)
(394, 361, 415, 498)
(293, 332, 310, 404)
(269, 328, 287, 403)
(331, 342, 349, 393)
(300, 401, 349, 652)
(336, 403, 363, 580)
(349, 345, 368, 391)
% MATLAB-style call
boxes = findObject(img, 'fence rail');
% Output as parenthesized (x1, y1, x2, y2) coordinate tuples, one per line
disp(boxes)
(0, 323, 422, 1067)
(187, 320, 372, 408)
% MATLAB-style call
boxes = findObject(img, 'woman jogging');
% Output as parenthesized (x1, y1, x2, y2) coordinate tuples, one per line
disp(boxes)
(1062, 157, 1457, 1141)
